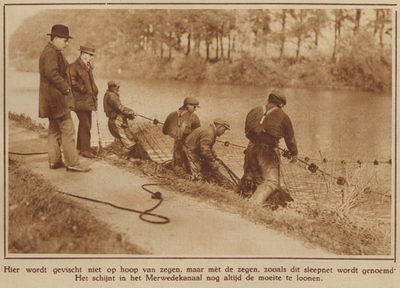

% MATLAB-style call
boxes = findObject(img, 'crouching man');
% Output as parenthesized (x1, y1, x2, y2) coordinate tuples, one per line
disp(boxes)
(183, 118, 230, 183)
(103, 80, 148, 159)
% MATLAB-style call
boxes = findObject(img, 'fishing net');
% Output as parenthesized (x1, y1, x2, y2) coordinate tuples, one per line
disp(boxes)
(126, 116, 391, 220)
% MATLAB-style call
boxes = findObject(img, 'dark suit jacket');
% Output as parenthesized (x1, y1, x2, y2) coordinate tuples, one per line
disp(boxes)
(38, 42, 74, 118)
(70, 57, 99, 111)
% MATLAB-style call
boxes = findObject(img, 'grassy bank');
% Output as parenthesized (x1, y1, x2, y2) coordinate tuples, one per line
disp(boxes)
(9, 112, 47, 133)
(8, 158, 148, 254)
(8, 113, 391, 255)
(104, 153, 391, 256)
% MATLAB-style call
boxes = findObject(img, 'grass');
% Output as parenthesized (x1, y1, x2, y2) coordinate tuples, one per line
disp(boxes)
(9, 112, 47, 133)
(9, 113, 392, 255)
(8, 158, 149, 254)
(102, 149, 391, 255)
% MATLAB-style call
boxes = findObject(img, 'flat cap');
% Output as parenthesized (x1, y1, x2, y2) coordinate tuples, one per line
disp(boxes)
(213, 118, 230, 130)
(107, 80, 121, 87)
(184, 97, 200, 108)
(269, 89, 287, 105)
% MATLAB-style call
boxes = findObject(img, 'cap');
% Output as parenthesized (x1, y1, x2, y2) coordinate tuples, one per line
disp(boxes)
(213, 118, 230, 130)
(78, 45, 96, 55)
(184, 97, 200, 108)
(268, 89, 287, 105)
(107, 80, 121, 87)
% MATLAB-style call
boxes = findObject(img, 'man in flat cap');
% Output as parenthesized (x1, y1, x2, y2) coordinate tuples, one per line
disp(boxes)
(238, 89, 298, 204)
(70, 45, 99, 158)
(103, 80, 148, 159)
(162, 97, 201, 175)
(183, 118, 230, 182)
(38, 24, 90, 172)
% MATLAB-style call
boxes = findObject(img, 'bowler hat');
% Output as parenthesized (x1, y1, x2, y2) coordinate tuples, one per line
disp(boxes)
(269, 89, 287, 105)
(78, 45, 96, 55)
(47, 24, 72, 39)
(107, 80, 121, 87)
(184, 97, 200, 108)
(213, 118, 230, 130)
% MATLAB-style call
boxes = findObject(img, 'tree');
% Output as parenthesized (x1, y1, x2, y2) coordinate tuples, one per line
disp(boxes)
(374, 9, 392, 48)
(272, 9, 289, 60)
(248, 9, 271, 56)
(181, 10, 207, 57)
(332, 9, 346, 62)
(308, 9, 329, 47)
(287, 9, 312, 62)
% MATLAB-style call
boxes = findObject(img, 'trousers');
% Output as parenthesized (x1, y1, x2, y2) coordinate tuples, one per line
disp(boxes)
(244, 143, 280, 204)
(74, 110, 92, 154)
(108, 114, 136, 155)
(172, 138, 190, 172)
(48, 112, 79, 166)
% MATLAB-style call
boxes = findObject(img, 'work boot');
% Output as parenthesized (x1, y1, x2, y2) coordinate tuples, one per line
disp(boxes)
(249, 186, 274, 204)
(66, 164, 91, 172)
(173, 166, 187, 177)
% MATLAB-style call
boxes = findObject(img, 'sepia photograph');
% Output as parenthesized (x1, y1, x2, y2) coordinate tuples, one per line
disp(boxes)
(1, 1, 398, 287)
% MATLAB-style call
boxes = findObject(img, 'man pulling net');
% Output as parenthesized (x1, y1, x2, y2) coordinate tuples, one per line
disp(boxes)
(237, 90, 298, 208)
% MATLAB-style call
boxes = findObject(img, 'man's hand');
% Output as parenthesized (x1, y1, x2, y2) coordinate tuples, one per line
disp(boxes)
(64, 88, 75, 110)
(211, 161, 219, 171)
(253, 126, 265, 135)
(127, 111, 136, 120)
(290, 155, 298, 163)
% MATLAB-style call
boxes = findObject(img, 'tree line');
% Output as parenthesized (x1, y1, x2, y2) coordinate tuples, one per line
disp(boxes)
(9, 9, 392, 92)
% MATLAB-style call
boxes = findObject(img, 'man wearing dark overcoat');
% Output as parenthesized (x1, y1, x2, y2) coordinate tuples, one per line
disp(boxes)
(38, 24, 90, 172)
(70, 45, 99, 158)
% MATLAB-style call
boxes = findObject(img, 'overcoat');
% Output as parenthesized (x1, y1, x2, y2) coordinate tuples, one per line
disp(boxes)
(69, 57, 98, 111)
(38, 42, 74, 118)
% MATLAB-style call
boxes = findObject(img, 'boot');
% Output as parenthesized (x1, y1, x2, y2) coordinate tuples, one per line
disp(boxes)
(249, 185, 274, 204)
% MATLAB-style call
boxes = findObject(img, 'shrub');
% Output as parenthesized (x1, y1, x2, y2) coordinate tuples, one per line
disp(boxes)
(332, 31, 392, 92)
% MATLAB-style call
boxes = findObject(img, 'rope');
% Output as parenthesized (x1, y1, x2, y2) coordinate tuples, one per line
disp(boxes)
(8, 151, 48, 155)
(56, 183, 170, 224)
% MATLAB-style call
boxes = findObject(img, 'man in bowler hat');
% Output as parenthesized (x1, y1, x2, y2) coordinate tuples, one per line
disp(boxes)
(70, 44, 99, 158)
(38, 24, 91, 172)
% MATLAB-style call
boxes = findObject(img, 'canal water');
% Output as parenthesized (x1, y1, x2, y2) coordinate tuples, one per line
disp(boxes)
(6, 70, 393, 224)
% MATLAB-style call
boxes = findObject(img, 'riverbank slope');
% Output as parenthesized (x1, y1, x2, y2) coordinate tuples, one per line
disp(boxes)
(7, 119, 335, 256)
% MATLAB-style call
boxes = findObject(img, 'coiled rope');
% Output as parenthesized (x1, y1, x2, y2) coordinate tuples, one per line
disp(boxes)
(56, 184, 170, 224)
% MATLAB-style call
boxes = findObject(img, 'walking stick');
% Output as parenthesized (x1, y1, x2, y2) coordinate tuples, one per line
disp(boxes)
(95, 111, 102, 155)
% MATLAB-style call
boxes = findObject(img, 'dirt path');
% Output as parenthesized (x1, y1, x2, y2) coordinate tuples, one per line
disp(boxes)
(8, 120, 334, 256)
